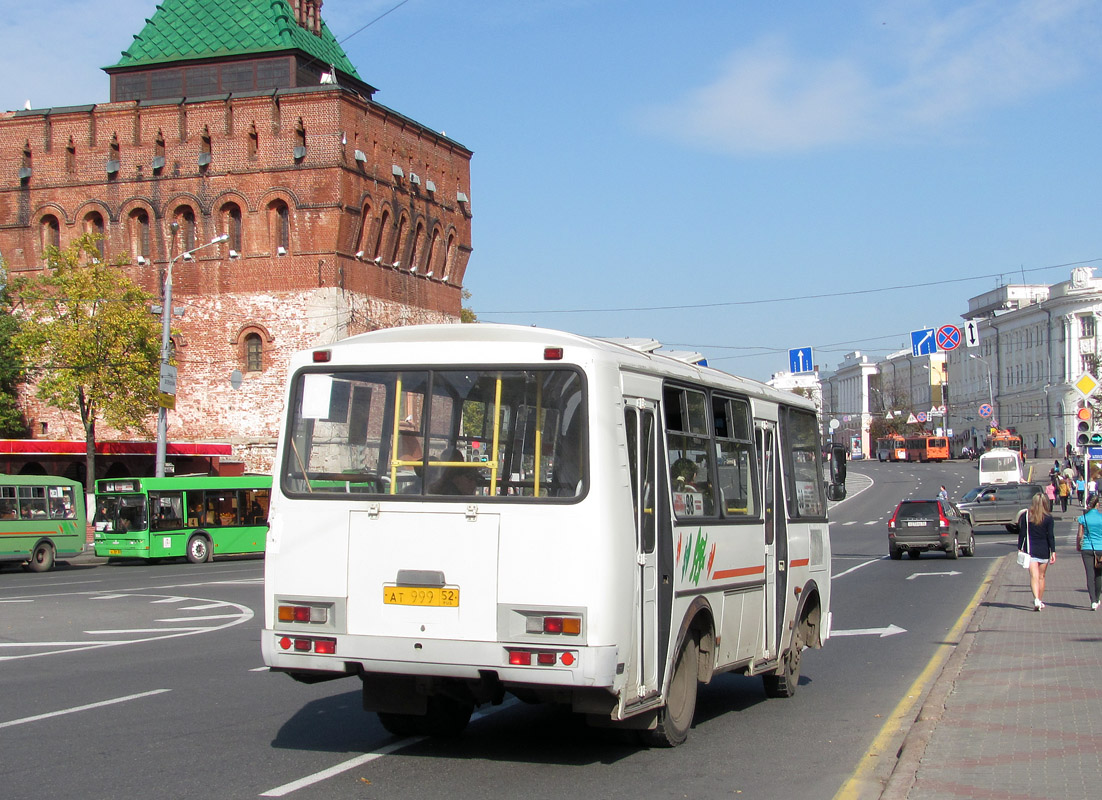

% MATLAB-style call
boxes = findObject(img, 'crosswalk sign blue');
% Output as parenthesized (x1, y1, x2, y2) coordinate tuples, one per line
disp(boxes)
(789, 347, 813, 374)
(911, 328, 936, 357)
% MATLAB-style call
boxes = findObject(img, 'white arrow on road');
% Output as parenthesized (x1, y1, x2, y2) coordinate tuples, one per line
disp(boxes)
(831, 624, 906, 638)
(906, 571, 962, 580)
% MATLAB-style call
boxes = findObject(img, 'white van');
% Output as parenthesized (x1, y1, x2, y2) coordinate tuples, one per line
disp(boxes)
(978, 448, 1025, 485)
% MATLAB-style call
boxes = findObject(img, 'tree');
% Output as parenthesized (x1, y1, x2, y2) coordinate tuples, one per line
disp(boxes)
(0, 261, 29, 437)
(460, 289, 477, 324)
(14, 235, 161, 492)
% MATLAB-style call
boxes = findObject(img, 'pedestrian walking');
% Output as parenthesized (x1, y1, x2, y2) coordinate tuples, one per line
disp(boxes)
(1059, 476, 1071, 513)
(1077, 496, 1102, 611)
(1044, 480, 1056, 510)
(938, 485, 948, 501)
(1018, 493, 1056, 611)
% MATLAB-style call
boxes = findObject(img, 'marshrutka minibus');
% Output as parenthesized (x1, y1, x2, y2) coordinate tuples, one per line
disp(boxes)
(262, 324, 847, 746)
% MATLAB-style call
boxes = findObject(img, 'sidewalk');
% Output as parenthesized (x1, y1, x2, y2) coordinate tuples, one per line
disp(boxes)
(883, 517, 1102, 799)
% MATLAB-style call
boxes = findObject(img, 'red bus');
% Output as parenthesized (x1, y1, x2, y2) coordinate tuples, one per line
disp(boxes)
(905, 435, 950, 463)
(875, 435, 907, 462)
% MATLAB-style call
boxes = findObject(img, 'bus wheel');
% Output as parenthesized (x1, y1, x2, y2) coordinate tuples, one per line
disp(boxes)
(378, 695, 473, 738)
(186, 535, 211, 564)
(26, 541, 55, 573)
(763, 645, 801, 698)
(643, 633, 698, 747)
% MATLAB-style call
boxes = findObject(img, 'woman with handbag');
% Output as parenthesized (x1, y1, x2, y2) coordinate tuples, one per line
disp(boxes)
(1076, 495, 1102, 610)
(1019, 493, 1056, 611)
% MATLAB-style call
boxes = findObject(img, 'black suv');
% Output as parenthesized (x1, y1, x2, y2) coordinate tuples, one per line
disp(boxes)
(957, 483, 1044, 533)
(888, 499, 975, 560)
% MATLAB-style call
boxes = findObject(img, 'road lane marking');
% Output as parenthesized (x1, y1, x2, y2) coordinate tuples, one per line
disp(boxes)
(0, 689, 171, 730)
(260, 702, 515, 796)
(832, 558, 881, 579)
(832, 557, 999, 799)
(832, 624, 906, 638)
(906, 571, 962, 580)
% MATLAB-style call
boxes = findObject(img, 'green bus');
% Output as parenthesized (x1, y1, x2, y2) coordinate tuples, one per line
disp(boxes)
(93, 475, 271, 563)
(0, 474, 87, 572)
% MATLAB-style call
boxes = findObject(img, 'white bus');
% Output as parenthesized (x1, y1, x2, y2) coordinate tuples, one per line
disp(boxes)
(262, 324, 846, 746)
(978, 448, 1025, 485)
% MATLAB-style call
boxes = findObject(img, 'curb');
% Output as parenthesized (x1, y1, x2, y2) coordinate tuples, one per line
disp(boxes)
(877, 553, 1006, 799)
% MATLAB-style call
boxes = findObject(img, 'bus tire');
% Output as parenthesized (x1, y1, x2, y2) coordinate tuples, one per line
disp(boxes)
(186, 534, 211, 564)
(378, 695, 473, 738)
(27, 541, 55, 573)
(643, 632, 698, 747)
(763, 644, 802, 698)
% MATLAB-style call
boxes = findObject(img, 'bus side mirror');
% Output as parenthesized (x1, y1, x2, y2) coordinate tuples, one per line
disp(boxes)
(828, 444, 847, 500)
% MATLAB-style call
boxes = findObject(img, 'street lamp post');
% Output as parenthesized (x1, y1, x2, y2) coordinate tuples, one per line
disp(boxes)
(155, 232, 229, 478)
(968, 353, 996, 438)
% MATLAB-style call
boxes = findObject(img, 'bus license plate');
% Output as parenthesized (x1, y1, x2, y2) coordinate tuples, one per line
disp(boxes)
(109, 549, 122, 555)
(383, 586, 459, 607)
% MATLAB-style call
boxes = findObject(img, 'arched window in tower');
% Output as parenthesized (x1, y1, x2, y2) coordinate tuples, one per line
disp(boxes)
(84, 211, 105, 258)
(20, 142, 31, 184)
(248, 124, 259, 159)
(40, 214, 60, 254)
(443, 232, 456, 281)
(199, 127, 212, 170)
(107, 135, 121, 178)
(221, 202, 243, 253)
(425, 229, 442, 277)
(390, 214, 408, 266)
(245, 332, 263, 373)
(130, 209, 151, 261)
(373, 208, 390, 261)
(269, 200, 290, 253)
(154, 131, 166, 173)
(66, 138, 76, 173)
(174, 206, 196, 252)
(410, 221, 425, 272)
(293, 119, 306, 161)
(355, 202, 372, 257)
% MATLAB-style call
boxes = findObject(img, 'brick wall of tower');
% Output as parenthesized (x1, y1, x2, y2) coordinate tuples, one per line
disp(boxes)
(1, 86, 473, 475)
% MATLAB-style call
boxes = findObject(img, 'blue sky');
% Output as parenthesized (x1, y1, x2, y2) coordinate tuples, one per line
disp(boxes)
(4, 0, 1101, 382)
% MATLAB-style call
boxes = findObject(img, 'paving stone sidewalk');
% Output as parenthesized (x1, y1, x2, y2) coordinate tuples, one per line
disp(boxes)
(884, 517, 1102, 799)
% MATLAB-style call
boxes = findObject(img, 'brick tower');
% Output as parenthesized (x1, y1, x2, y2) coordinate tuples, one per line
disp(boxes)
(0, 0, 473, 477)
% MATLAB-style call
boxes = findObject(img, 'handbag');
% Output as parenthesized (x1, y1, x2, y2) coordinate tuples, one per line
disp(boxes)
(1017, 516, 1031, 569)
(1094, 553, 1102, 569)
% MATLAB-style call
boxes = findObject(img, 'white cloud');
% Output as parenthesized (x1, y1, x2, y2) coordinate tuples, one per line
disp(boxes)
(641, 0, 1101, 154)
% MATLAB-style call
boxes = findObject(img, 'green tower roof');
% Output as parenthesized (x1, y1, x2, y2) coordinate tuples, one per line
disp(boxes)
(108, 0, 361, 79)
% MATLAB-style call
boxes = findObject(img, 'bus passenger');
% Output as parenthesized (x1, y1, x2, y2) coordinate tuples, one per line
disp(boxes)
(429, 449, 478, 496)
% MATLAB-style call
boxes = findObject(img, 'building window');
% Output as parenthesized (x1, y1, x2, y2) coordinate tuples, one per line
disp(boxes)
(66, 138, 76, 173)
(373, 208, 390, 261)
(130, 209, 151, 260)
(268, 200, 290, 252)
(174, 206, 196, 251)
(355, 202, 372, 256)
(245, 333, 263, 372)
(247, 124, 259, 159)
(84, 212, 105, 258)
(390, 214, 408, 265)
(199, 127, 212, 170)
(221, 202, 242, 252)
(410, 221, 425, 271)
(1081, 315, 1096, 338)
(40, 215, 60, 253)
(443, 232, 456, 281)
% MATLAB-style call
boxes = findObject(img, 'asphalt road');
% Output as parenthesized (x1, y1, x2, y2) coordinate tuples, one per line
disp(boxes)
(0, 459, 1016, 799)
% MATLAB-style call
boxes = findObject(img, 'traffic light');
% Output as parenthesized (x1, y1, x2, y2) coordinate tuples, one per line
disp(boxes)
(1078, 404, 1092, 447)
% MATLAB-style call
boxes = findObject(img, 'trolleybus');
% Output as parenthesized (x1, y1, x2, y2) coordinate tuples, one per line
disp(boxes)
(262, 324, 847, 746)
(93, 475, 271, 563)
(0, 474, 85, 572)
(904, 435, 950, 462)
(989, 430, 1025, 461)
(876, 434, 906, 462)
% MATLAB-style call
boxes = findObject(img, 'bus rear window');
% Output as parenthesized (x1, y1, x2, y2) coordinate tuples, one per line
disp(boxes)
(284, 367, 586, 500)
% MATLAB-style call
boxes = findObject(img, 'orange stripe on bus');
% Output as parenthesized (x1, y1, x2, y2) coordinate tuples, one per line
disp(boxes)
(712, 564, 766, 579)
(790, 558, 810, 568)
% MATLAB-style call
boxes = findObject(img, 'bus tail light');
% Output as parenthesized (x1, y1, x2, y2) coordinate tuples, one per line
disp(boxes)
(525, 615, 582, 635)
(278, 635, 336, 655)
(507, 648, 577, 667)
(277, 603, 328, 624)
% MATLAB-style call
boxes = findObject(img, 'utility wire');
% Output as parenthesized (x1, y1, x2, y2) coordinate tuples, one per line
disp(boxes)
(477, 257, 1102, 315)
